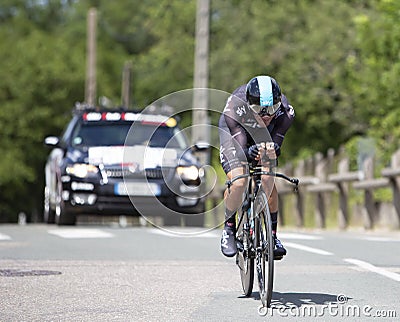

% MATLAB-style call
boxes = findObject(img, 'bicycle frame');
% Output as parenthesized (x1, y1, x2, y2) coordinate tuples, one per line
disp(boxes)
(228, 165, 298, 308)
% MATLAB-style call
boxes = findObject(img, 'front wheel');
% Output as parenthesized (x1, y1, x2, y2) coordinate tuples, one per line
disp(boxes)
(183, 202, 206, 227)
(236, 209, 254, 296)
(43, 186, 55, 224)
(254, 190, 274, 308)
(55, 182, 76, 225)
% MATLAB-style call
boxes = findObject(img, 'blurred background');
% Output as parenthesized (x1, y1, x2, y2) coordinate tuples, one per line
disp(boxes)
(0, 0, 399, 225)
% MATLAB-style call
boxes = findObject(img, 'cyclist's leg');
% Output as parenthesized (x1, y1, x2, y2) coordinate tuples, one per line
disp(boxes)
(267, 184, 278, 232)
(221, 164, 248, 257)
(224, 166, 248, 218)
(260, 163, 287, 257)
(267, 185, 287, 257)
(220, 144, 248, 223)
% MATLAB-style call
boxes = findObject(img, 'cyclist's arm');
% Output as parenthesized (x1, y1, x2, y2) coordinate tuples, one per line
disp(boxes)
(271, 95, 295, 157)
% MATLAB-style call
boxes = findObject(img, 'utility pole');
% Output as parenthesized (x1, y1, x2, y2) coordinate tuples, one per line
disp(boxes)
(192, 0, 210, 161)
(85, 8, 97, 107)
(121, 61, 132, 108)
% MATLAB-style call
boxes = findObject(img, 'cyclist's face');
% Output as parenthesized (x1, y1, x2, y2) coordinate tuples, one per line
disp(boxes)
(260, 114, 274, 126)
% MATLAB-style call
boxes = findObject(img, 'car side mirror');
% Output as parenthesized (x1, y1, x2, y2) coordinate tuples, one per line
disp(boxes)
(192, 141, 210, 152)
(44, 136, 60, 147)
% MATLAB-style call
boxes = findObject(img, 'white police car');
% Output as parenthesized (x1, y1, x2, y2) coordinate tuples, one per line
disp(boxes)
(44, 107, 207, 226)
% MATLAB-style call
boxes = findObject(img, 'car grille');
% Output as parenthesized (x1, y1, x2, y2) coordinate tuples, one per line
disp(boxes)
(105, 167, 171, 179)
(145, 168, 164, 179)
(106, 168, 131, 178)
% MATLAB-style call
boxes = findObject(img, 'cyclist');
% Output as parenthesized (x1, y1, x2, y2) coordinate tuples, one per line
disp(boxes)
(218, 75, 295, 258)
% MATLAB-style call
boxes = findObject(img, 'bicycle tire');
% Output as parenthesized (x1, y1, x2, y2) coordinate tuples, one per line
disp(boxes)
(254, 190, 274, 308)
(236, 208, 254, 296)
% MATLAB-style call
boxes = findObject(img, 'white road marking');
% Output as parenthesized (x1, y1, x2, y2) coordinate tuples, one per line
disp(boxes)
(362, 236, 400, 242)
(48, 229, 114, 239)
(0, 233, 11, 241)
(150, 228, 219, 238)
(150, 230, 323, 240)
(344, 258, 400, 282)
(285, 242, 334, 256)
(278, 232, 323, 240)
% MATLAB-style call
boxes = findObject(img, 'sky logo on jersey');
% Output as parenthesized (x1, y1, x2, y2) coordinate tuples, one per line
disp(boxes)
(235, 105, 247, 117)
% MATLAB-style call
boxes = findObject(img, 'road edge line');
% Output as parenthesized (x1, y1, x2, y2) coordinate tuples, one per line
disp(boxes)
(284, 242, 334, 256)
(344, 258, 400, 282)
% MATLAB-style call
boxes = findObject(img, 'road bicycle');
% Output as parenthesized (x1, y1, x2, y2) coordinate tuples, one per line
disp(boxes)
(226, 163, 298, 308)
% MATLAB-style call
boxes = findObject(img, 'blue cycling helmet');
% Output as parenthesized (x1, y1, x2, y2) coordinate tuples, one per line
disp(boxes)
(246, 76, 282, 116)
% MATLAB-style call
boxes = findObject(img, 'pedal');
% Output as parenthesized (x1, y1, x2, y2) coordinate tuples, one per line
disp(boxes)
(265, 254, 284, 261)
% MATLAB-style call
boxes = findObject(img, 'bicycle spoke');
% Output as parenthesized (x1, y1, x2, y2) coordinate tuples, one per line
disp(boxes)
(255, 191, 274, 308)
(263, 207, 274, 307)
(236, 209, 254, 296)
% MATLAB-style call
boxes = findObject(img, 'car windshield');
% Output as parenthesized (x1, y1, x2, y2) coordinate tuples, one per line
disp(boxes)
(71, 122, 188, 149)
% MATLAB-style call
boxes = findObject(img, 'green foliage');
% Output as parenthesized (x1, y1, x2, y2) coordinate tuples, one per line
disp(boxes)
(133, 0, 197, 107)
(0, 0, 399, 221)
(352, 0, 400, 166)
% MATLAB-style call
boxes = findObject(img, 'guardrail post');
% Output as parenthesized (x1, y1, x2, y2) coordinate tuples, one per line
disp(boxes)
(391, 177, 400, 229)
(294, 160, 306, 227)
(277, 163, 293, 226)
(381, 149, 400, 229)
(329, 147, 363, 229)
(392, 151, 400, 228)
(362, 156, 375, 229)
(314, 152, 327, 228)
(337, 156, 350, 229)
(278, 193, 285, 226)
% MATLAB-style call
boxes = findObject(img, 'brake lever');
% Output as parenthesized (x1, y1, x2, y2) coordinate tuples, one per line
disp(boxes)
(226, 180, 232, 193)
(292, 178, 299, 193)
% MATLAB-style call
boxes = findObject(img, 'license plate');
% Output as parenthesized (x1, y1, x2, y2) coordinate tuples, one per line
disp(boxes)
(114, 182, 160, 196)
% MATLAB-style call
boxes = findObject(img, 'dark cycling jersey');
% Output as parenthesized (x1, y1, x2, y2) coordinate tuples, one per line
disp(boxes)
(219, 84, 295, 173)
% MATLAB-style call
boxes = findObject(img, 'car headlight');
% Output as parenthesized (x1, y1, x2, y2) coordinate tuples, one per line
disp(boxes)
(66, 164, 99, 178)
(176, 165, 200, 181)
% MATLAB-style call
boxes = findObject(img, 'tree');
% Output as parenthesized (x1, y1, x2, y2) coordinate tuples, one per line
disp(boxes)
(349, 0, 400, 164)
(209, 0, 366, 161)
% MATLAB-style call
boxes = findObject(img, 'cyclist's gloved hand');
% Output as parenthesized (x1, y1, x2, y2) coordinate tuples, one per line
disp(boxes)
(248, 144, 260, 161)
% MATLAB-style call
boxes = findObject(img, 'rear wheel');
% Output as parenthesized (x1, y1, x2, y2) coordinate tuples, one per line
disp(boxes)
(236, 208, 254, 296)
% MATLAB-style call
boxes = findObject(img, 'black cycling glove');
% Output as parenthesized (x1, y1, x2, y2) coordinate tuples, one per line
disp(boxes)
(247, 144, 259, 161)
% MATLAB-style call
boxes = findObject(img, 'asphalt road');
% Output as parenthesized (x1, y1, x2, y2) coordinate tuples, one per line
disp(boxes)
(1, 223, 400, 321)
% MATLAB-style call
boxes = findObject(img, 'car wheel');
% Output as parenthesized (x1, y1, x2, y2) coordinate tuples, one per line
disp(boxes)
(183, 203, 206, 227)
(43, 186, 56, 224)
(55, 182, 76, 226)
(163, 213, 181, 226)
(184, 214, 205, 227)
